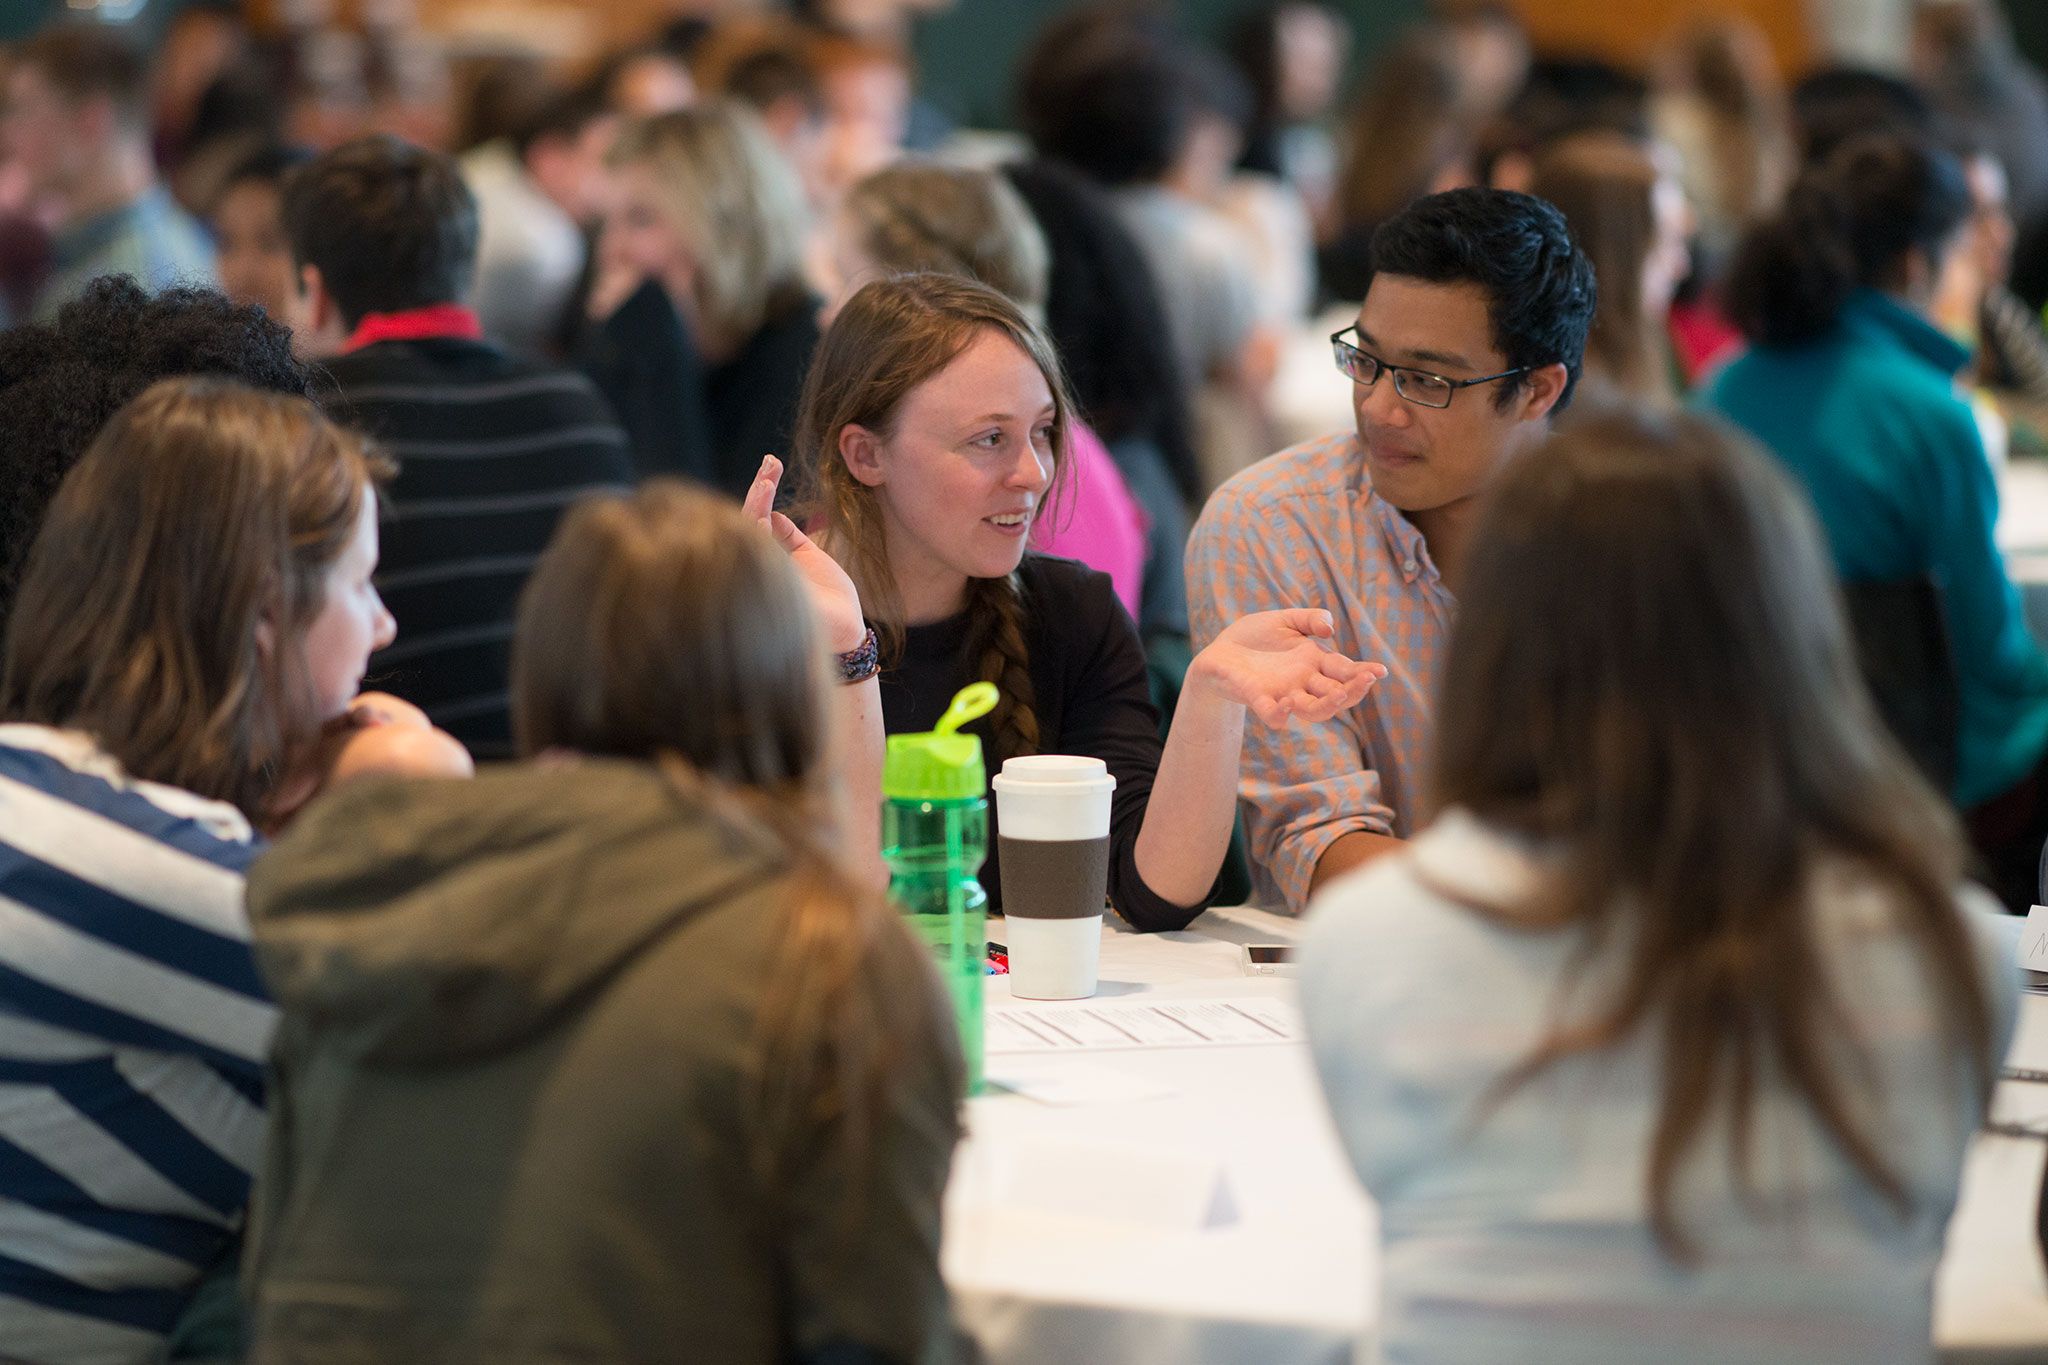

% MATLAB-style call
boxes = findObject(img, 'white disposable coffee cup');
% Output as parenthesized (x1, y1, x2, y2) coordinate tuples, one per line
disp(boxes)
(992, 755, 1117, 1000)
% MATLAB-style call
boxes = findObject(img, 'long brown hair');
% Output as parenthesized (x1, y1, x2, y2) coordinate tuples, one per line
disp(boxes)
(793, 272, 1076, 765)
(1, 377, 388, 820)
(1333, 24, 1471, 236)
(1529, 132, 1674, 406)
(1432, 410, 1998, 1260)
(510, 478, 958, 1184)
(1653, 18, 1793, 260)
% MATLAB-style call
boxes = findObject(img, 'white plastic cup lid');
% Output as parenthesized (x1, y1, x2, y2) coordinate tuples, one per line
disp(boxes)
(992, 754, 1116, 791)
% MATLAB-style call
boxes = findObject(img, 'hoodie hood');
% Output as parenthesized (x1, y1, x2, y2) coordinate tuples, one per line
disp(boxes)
(247, 759, 787, 1065)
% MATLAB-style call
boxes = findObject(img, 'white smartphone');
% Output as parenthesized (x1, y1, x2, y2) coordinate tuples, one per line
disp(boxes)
(1240, 943, 1297, 977)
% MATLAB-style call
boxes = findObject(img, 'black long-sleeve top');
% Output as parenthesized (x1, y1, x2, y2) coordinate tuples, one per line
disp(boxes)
(575, 279, 818, 499)
(877, 554, 1214, 933)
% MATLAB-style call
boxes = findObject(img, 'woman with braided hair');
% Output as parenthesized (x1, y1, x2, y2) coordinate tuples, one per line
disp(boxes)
(781, 271, 1385, 931)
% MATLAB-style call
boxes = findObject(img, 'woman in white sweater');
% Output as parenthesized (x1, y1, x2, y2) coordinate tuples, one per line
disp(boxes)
(1301, 408, 2017, 1365)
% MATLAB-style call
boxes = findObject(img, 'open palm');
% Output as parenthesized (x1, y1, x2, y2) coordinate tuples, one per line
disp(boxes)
(1198, 609, 1386, 726)
(745, 455, 867, 653)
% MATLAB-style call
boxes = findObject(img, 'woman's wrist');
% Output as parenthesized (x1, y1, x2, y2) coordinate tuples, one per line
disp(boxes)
(835, 625, 881, 684)
(1180, 647, 1245, 713)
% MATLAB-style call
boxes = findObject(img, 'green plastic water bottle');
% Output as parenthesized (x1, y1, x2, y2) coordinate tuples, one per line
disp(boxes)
(881, 682, 997, 1096)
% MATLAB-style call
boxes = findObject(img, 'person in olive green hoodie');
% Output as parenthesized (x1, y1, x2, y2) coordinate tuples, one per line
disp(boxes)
(241, 478, 967, 1365)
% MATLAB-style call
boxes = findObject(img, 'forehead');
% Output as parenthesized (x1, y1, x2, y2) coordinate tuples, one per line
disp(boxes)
(1355, 275, 1503, 372)
(900, 329, 1054, 421)
(218, 178, 283, 216)
(612, 162, 673, 210)
(6, 63, 60, 109)
(335, 488, 380, 559)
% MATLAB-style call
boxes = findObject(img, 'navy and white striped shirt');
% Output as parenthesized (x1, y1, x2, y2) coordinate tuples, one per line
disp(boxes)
(0, 725, 272, 1364)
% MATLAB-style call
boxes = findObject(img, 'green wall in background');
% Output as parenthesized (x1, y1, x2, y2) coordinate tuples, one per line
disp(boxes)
(2002, 0, 2048, 76)
(910, 0, 1429, 132)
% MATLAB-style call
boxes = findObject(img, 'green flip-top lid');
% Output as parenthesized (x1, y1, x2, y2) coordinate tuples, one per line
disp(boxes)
(882, 682, 999, 801)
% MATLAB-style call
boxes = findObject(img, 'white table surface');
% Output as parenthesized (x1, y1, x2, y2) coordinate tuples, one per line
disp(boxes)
(944, 906, 2048, 1364)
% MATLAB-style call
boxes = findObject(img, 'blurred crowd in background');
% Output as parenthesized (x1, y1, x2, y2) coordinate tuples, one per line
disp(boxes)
(7, 0, 2048, 697)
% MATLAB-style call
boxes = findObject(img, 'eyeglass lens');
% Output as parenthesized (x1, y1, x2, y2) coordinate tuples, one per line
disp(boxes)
(1333, 340, 1453, 408)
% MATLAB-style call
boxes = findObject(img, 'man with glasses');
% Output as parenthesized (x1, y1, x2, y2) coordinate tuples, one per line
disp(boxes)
(1187, 188, 1594, 913)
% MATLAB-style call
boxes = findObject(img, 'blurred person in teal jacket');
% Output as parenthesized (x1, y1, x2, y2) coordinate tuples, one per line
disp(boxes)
(1704, 131, 2048, 911)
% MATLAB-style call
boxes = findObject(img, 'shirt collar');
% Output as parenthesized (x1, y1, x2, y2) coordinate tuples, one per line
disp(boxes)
(1349, 442, 1441, 587)
(344, 303, 484, 353)
(0, 723, 255, 843)
(1838, 287, 1972, 378)
(1407, 807, 1550, 907)
(51, 186, 159, 270)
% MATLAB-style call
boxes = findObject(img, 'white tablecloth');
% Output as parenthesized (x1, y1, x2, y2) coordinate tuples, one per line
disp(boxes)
(945, 908, 2048, 1364)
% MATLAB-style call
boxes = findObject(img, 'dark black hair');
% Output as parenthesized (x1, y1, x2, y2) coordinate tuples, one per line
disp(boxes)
(1017, 11, 1248, 188)
(654, 17, 715, 64)
(1227, 3, 1290, 129)
(451, 51, 552, 153)
(1792, 67, 1935, 165)
(1369, 187, 1597, 411)
(1003, 159, 1200, 505)
(1225, 1, 1344, 176)
(281, 134, 478, 327)
(184, 47, 288, 155)
(1724, 133, 1970, 347)
(724, 44, 824, 119)
(219, 142, 314, 198)
(510, 78, 614, 161)
(0, 277, 313, 642)
(1497, 57, 1649, 150)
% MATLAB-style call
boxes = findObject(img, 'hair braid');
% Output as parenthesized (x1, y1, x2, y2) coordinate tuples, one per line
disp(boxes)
(965, 571, 1038, 764)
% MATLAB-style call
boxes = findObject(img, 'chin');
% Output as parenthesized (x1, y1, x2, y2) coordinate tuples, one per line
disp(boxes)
(966, 544, 1029, 581)
(1364, 468, 1431, 509)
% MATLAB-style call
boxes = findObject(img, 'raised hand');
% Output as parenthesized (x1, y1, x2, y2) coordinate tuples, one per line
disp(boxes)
(1190, 609, 1385, 727)
(745, 455, 867, 653)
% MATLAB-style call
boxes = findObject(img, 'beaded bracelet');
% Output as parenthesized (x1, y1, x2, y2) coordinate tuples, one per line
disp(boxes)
(836, 625, 881, 684)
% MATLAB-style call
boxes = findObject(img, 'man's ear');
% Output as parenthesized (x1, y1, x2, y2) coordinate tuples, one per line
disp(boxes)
(839, 423, 886, 488)
(1517, 361, 1570, 424)
(291, 263, 346, 356)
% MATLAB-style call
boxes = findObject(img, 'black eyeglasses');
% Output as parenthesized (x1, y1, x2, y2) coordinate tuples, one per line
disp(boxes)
(1330, 326, 1531, 410)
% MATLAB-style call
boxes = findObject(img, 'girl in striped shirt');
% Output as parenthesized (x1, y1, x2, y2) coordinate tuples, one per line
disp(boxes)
(0, 378, 465, 1363)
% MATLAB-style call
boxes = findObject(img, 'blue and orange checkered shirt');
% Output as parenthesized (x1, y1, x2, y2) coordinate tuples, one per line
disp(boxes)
(1186, 431, 1455, 913)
